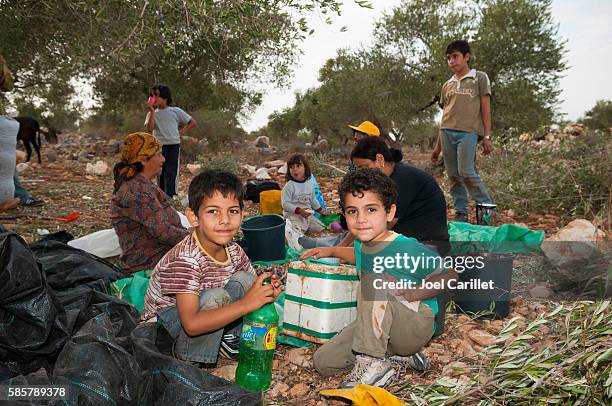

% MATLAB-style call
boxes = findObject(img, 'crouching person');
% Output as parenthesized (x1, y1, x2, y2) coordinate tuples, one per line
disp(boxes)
(139, 170, 282, 364)
(302, 169, 455, 388)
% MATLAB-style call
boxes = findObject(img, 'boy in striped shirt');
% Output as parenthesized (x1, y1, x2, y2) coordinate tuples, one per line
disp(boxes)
(140, 170, 282, 364)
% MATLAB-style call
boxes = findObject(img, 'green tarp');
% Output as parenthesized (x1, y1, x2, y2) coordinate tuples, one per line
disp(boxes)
(448, 221, 545, 254)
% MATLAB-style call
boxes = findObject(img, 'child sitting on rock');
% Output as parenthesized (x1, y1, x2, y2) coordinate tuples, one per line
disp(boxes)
(282, 153, 330, 250)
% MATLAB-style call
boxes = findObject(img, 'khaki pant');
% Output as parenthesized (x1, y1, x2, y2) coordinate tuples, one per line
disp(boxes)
(313, 287, 434, 376)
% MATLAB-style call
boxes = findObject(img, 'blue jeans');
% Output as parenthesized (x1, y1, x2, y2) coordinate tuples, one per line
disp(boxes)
(440, 129, 494, 215)
(157, 271, 255, 364)
(14, 173, 31, 202)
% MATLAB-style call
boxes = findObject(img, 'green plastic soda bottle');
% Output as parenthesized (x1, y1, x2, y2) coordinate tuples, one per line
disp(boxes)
(235, 278, 279, 391)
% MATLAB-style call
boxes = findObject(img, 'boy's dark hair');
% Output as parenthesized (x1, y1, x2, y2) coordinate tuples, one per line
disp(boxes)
(338, 168, 397, 212)
(351, 136, 403, 163)
(188, 170, 244, 213)
(446, 40, 471, 56)
(286, 153, 312, 181)
(152, 84, 173, 105)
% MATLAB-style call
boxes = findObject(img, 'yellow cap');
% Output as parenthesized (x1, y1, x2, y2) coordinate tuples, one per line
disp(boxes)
(348, 121, 380, 137)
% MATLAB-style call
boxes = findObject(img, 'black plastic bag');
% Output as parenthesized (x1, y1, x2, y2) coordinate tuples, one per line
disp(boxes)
(29, 240, 126, 293)
(51, 314, 141, 406)
(245, 180, 280, 203)
(131, 323, 262, 405)
(55, 287, 140, 349)
(0, 232, 70, 378)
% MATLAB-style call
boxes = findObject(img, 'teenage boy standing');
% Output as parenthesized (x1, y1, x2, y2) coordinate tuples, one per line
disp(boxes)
(432, 40, 495, 222)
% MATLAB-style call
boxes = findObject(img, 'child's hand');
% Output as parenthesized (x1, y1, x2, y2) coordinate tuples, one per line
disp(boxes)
(242, 273, 275, 312)
(301, 209, 312, 218)
(322, 210, 331, 217)
(301, 247, 334, 260)
(271, 274, 284, 298)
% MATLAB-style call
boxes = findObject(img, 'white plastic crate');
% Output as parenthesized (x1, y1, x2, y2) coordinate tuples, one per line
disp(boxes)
(282, 260, 359, 344)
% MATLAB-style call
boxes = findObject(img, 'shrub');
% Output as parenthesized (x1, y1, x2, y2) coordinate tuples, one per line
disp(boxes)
(478, 132, 611, 223)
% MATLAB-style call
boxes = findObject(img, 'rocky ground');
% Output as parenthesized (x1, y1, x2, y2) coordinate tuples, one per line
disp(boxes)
(3, 132, 608, 404)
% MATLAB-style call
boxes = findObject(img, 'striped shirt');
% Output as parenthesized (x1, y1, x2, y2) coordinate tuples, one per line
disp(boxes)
(139, 232, 255, 322)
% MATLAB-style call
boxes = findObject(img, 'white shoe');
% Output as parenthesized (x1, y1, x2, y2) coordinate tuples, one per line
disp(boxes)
(340, 354, 396, 388)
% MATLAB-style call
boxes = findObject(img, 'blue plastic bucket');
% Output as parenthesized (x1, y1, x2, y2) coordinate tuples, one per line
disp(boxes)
(241, 215, 286, 262)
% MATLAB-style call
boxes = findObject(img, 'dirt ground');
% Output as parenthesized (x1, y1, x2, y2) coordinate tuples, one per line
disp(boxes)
(2, 136, 571, 404)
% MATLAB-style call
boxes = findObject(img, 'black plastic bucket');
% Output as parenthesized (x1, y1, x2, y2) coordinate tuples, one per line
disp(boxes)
(241, 215, 286, 262)
(453, 253, 513, 319)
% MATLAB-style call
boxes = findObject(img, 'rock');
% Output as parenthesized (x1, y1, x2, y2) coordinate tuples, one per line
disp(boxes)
(265, 159, 285, 168)
(437, 355, 452, 364)
(241, 164, 256, 176)
(488, 320, 504, 334)
(268, 382, 290, 398)
(16, 150, 27, 163)
(278, 164, 287, 176)
(542, 219, 605, 273)
(288, 383, 309, 398)
(186, 163, 202, 175)
(255, 135, 270, 148)
(425, 342, 446, 355)
(210, 364, 237, 382)
(529, 283, 553, 299)
(457, 339, 476, 357)
(546, 219, 605, 242)
(46, 150, 58, 162)
(286, 348, 310, 368)
(467, 330, 496, 347)
(442, 361, 469, 377)
(259, 147, 274, 155)
(313, 138, 329, 151)
(16, 163, 32, 174)
(86, 160, 110, 176)
(104, 139, 122, 154)
(254, 167, 272, 180)
(78, 150, 93, 162)
(562, 123, 585, 136)
(198, 139, 209, 149)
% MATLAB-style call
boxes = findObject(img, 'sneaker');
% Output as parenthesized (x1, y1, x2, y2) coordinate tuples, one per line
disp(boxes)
(340, 354, 395, 389)
(454, 212, 469, 222)
(20, 197, 45, 207)
(0, 198, 20, 212)
(219, 333, 240, 360)
(389, 351, 430, 373)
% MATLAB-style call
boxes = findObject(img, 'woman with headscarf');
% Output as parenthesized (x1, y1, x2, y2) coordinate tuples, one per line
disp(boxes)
(111, 132, 189, 273)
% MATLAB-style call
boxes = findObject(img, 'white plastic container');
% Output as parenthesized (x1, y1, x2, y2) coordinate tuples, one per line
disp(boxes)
(283, 260, 359, 344)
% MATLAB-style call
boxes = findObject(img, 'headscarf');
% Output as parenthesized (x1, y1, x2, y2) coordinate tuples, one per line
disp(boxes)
(113, 132, 161, 193)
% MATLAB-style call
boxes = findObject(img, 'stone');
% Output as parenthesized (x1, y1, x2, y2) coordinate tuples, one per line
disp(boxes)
(288, 383, 309, 398)
(286, 348, 311, 368)
(313, 138, 329, 151)
(265, 159, 285, 168)
(268, 382, 290, 398)
(78, 150, 93, 162)
(46, 150, 58, 162)
(104, 139, 122, 154)
(16, 150, 27, 163)
(255, 135, 270, 148)
(86, 160, 110, 176)
(529, 283, 553, 299)
(241, 164, 256, 176)
(442, 361, 469, 377)
(278, 164, 287, 175)
(210, 364, 237, 382)
(542, 219, 605, 273)
(467, 330, 496, 347)
(255, 167, 272, 180)
(186, 163, 202, 175)
(16, 163, 32, 174)
(546, 219, 606, 242)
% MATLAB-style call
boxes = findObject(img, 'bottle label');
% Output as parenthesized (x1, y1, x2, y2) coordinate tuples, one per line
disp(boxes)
(241, 322, 277, 351)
